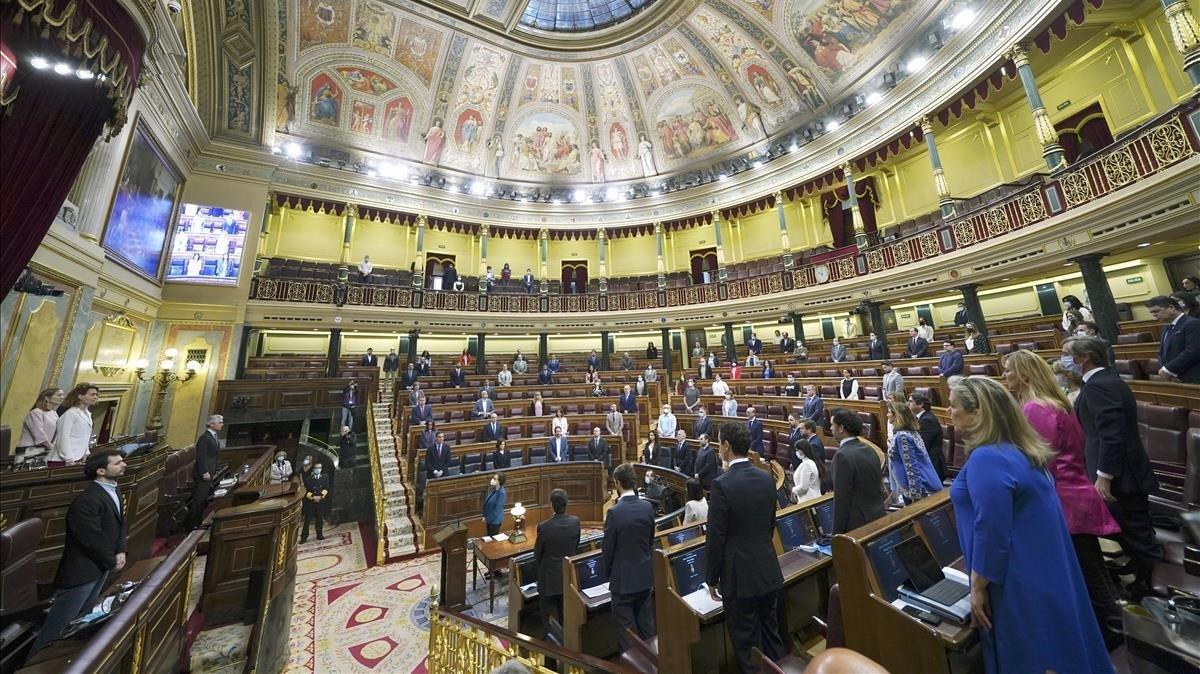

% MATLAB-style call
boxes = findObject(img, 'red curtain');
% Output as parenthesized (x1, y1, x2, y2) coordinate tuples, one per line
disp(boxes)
(0, 0, 145, 298)
(1055, 103, 1114, 163)
(821, 178, 878, 247)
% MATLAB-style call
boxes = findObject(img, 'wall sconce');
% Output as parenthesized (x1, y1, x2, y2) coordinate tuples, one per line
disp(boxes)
(134, 348, 202, 432)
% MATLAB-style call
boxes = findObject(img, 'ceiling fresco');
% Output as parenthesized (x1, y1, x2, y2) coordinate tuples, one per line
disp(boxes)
(273, 0, 937, 184)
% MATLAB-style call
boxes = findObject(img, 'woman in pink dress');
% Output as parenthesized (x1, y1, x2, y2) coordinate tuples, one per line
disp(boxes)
(422, 118, 445, 164)
(1003, 350, 1124, 648)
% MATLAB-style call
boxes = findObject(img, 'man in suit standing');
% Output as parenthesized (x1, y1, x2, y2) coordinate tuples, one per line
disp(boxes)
(482, 412, 505, 442)
(382, 349, 400, 383)
(674, 432, 696, 476)
(473, 390, 494, 418)
(746, 406, 764, 456)
(802, 385, 826, 430)
(188, 414, 223, 529)
(1148, 295, 1200, 383)
(693, 407, 713, 440)
(606, 403, 624, 437)
(400, 363, 419, 389)
(905, 328, 929, 358)
(449, 364, 467, 388)
(522, 268, 536, 294)
(747, 333, 763, 357)
(938, 340, 964, 379)
(301, 460, 331, 542)
(1065, 336, 1162, 596)
(586, 426, 611, 473)
(538, 366, 554, 385)
(780, 332, 796, 355)
(953, 302, 969, 326)
(785, 413, 805, 467)
(426, 431, 452, 480)
(619, 385, 638, 414)
(697, 358, 713, 380)
(829, 409, 886, 534)
(706, 422, 785, 673)
(409, 394, 433, 425)
(547, 354, 563, 373)
(28, 450, 128, 656)
(339, 425, 357, 469)
(536, 489, 581, 630)
(602, 464, 656, 649)
(907, 393, 946, 482)
(443, 262, 459, 292)
(695, 434, 719, 488)
(361, 348, 378, 367)
(547, 426, 569, 463)
(867, 332, 886, 360)
(587, 350, 602, 370)
(830, 338, 847, 363)
(881, 361, 905, 399)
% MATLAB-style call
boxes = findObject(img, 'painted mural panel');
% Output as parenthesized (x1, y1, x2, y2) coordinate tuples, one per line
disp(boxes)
(509, 111, 583, 176)
(380, 97, 415, 143)
(788, 0, 912, 78)
(337, 67, 398, 94)
(352, 0, 396, 55)
(393, 18, 442, 85)
(309, 73, 342, 125)
(350, 100, 376, 133)
(653, 87, 738, 162)
(298, 0, 351, 52)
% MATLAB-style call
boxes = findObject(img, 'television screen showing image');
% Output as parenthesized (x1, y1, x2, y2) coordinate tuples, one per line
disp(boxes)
(164, 204, 251, 285)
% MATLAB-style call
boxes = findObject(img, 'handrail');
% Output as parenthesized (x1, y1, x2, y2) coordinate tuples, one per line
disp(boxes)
(365, 391, 389, 565)
(427, 587, 638, 674)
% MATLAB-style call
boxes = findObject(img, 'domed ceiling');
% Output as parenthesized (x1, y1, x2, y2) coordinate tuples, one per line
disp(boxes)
(274, 0, 939, 185)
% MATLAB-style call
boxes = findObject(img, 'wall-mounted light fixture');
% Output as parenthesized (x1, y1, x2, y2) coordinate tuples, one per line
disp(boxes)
(134, 348, 203, 431)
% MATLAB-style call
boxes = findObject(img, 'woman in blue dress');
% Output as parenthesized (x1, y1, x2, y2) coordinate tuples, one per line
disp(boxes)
(947, 376, 1113, 674)
(885, 402, 942, 502)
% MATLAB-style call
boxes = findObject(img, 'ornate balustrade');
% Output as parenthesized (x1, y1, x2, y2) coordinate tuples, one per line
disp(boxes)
(248, 102, 1198, 315)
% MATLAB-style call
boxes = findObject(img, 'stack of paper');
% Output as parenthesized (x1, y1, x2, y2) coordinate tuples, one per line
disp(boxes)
(582, 582, 610, 599)
(492, 533, 509, 542)
(682, 585, 723, 615)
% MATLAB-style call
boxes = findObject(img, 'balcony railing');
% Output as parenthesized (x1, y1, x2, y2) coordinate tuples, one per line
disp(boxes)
(249, 102, 1198, 314)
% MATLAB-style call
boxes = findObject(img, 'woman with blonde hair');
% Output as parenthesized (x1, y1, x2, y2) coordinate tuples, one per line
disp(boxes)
(1052, 359, 1084, 403)
(17, 387, 64, 464)
(947, 376, 1112, 674)
(50, 383, 99, 466)
(885, 401, 942, 502)
(1003, 350, 1123, 646)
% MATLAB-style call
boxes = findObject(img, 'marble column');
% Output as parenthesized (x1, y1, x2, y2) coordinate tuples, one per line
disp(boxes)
(538, 333, 549, 368)
(538, 228, 550, 294)
(723, 322, 737, 364)
(412, 214, 427, 288)
(1071, 253, 1120, 343)
(1008, 43, 1066, 171)
(476, 332, 487, 375)
(407, 329, 419, 365)
(338, 205, 356, 283)
(255, 197, 275, 276)
(861, 301, 889, 360)
(654, 222, 666, 290)
(661, 327, 672, 382)
(920, 117, 956, 218)
(774, 192, 794, 269)
(597, 228, 608, 293)
(790, 313, 805, 345)
(1162, 0, 1200, 86)
(711, 210, 728, 283)
(66, 135, 122, 242)
(601, 331, 611, 370)
(234, 326, 253, 379)
(957, 284, 990, 341)
(841, 161, 867, 247)
(478, 223, 490, 293)
(326, 329, 342, 377)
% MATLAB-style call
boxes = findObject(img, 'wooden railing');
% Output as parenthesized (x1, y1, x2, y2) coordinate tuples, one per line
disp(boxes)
(365, 392, 388, 565)
(247, 101, 1198, 315)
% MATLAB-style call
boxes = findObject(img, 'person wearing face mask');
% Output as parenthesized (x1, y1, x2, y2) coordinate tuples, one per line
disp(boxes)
(695, 434, 720, 488)
(301, 460, 331, 543)
(829, 338, 847, 363)
(791, 437, 824, 504)
(1074, 321, 1116, 369)
(269, 451, 293, 484)
(483, 473, 507, 537)
(963, 323, 990, 355)
(1147, 294, 1200, 383)
(339, 425, 356, 468)
(1060, 295, 1093, 332)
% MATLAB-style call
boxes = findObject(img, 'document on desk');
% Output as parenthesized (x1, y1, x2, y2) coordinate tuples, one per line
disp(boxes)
(682, 585, 723, 615)
(480, 536, 493, 543)
(520, 582, 538, 595)
(582, 582, 610, 599)
(491, 533, 509, 542)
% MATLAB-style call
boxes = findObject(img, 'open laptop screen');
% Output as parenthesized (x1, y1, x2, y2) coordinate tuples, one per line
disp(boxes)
(865, 529, 909, 602)
(918, 507, 961, 567)
(671, 546, 707, 597)
(893, 536, 946, 592)
(666, 525, 702, 546)
(574, 556, 608, 590)
(776, 511, 816, 551)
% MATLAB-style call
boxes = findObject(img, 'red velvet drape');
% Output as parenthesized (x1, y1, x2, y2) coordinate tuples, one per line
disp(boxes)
(0, 0, 145, 298)
(821, 177, 878, 247)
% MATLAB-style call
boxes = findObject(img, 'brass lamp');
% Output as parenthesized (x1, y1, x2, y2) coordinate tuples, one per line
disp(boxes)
(509, 502, 527, 543)
(134, 348, 201, 431)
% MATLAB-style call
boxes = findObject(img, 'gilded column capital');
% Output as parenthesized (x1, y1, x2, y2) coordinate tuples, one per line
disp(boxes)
(840, 161, 855, 180)
(1164, 0, 1200, 53)
(596, 227, 606, 240)
(653, 221, 664, 235)
(538, 227, 549, 240)
(415, 214, 428, 228)
(344, 203, 358, 219)
(919, 115, 935, 137)
(710, 210, 721, 224)
(1006, 42, 1030, 68)
(772, 190, 785, 205)
(479, 222, 490, 238)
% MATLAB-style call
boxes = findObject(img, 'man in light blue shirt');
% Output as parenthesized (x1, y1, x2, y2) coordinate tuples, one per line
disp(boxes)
(656, 405, 677, 437)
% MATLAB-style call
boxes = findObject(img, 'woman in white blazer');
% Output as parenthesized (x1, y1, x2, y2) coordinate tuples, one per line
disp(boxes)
(791, 440, 824, 503)
(837, 368, 861, 400)
(49, 383, 98, 465)
(551, 408, 569, 435)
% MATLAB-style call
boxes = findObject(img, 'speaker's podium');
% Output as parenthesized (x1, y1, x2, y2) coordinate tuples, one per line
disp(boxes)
(433, 522, 468, 611)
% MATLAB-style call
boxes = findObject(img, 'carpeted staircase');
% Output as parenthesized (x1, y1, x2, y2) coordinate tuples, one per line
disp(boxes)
(373, 394, 420, 560)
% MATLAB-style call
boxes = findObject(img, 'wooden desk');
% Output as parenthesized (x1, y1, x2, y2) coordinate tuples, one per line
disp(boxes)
(562, 548, 619, 659)
(473, 531, 537, 612)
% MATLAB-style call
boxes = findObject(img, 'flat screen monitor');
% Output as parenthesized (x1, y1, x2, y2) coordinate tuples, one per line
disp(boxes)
(866, 528, 909, 602)
(776, 510, 817, 551)
(165, 203, 250, 285)
(670, 546, 707, 597)
(894, 536, 946, 592)
(574, 556, 608, 590)
(656, 511, 682, 532)
(918, 507, 962, 568)
(814, 501, 835, 536)
(666, 525, 702, 546)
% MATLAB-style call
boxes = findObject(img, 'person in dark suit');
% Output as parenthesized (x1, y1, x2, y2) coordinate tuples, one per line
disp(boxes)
(425, 432, 452, 480)
(409, 394, 433, 425)
(954, 302, 969, 326)
(586, 426, 611, 473)
(906, 328, 929, 358)
(801, 420, 831, 493)
(602, 464, 656, 649)
(301, 460, 331, 542)
(522, 268, 536, 294)
(443, 262, 459, 291)
(802, 385, 826, 430)
(538, 366, 554, 385)
(938, 340, 964, 378)
(587, 350, 602, 370)
(361, 348, 378, 367)
(780, 332, 796, 354)
(491, 439, 511, 470)
(706, 422, 786, 673)
(784, 413, 805, 468)
(382, 349, 400, 382)
(1065, 335, 1162, 595)
(338, 425, 356, 468)
(536, 489, 582, 630)
(692, 407, 713, 440)
(547, 426, 569, 463)
(419, 420, 438, 451)
(907, 392, 946, 482)
(400, 363, 419, 389)
(482, 412, 505, 442)
(695, 435, 719, 488)
(746, 406, 764, 455)
(619, 385, 638, 414)
(830, 338, 847, 363)
(747, 333, 763, 356)
(829, 409, 886, 534)
(449, 365, 467, 388)
(867, 332, 886, 360)
(28, 450, 128, 656)
(188, 414, 223, 528)
(673, 431, 695, 475)
(1147, 295, 1200, 383)
(642, 430, 674, 470)
(473, 390, 495, 419)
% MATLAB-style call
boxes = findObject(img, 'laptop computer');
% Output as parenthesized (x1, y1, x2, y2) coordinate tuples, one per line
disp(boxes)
(894, 536, 969, 609)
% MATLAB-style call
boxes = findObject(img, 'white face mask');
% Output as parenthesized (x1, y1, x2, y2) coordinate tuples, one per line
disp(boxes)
(312, 468, 322, 477)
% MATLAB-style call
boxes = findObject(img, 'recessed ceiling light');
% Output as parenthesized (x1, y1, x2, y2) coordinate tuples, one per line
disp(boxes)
(605, 188, 619, 201)
(905, 55, 928, 73)
(865, 92, 882, 105)
(76, 69, 95, 80)
(826, 119, 841, 131)
(1136, 242, 1151, 248)
(285, 142, 302, 159)
(572, 189, 588, 202)
(1002, 277, 1011, 281)
(53, 62, 72, 75)
(30, 56, 49, 70)
(1064, 263, 1073, 267)
(950, 8, 976, 30)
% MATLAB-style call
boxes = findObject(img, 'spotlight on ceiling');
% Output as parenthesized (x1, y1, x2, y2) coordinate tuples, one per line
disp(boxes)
(285, 142, 303, 159)
(30, 56, 49, 70)
(949, 8, 976, 30)
(572, 189, 588, 202)
(604, 188, 619, 201)
(53, 62, 72, 75)
(76, 69, 95, 80)
(905, 55, 928, 73)
(883, 67, 899, 88)
(865, 91, 883, 106)
(826, 119, 841, 131)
